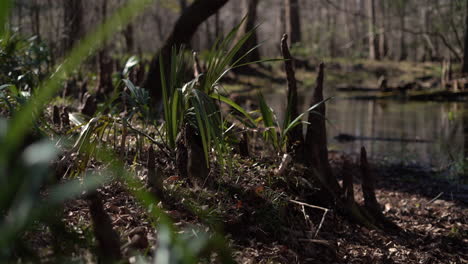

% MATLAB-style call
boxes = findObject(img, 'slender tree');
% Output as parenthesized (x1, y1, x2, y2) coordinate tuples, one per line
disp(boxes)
(284, 0, 302, 45)
(367, 0, 378, 60)
(397, 1, 407, 61)
(62, 0, 83, 54)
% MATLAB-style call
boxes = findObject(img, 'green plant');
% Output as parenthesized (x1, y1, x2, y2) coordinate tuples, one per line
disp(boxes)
(159, 19, 268, 170)
(0, 0, 235, 262)
(0, 32, 50, 90)
(257, 92, 331, 152)
(0, 118, 109, 261)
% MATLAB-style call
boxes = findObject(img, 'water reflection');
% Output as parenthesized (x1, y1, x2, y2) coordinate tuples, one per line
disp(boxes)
(266, 92, 468, 183)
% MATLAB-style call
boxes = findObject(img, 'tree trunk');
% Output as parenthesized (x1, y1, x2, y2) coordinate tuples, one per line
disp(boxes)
(143, 0, 229, 108)
(30, 0, 41, 39)
(398, 3, 407, 61)
(284, 0, 302, 45)
(96, 0, 114, 99)
(378, 0, 388, 59)
(214, 11, 222, 38)
(367, 0, 378, 60)
(62, 0, 83, 54)
(462, 0, 468, 74)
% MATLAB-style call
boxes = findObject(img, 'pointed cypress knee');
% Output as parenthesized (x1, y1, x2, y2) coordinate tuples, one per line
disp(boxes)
(239, 131, 250, 157)
(342, 159, 355, 204)
(186, 124, 208, 187)
(360, 146, 380, 212)
(304, 63, 341, 193)
(360, 146, 400, 231)
(175, 126, 188, 179)
(60, 107, 70, 131)
(281, 34, 303, 158)
(86, 191, 122, 262)
(147, 146, 164, 199)
(52, 105, 61, 126)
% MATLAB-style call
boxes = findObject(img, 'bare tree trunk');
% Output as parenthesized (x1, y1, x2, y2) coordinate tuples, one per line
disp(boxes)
(62, 0, 83, 54)
(462, 0, 468, 74)
(342, 0, 351, 57)
(367, 0, 378, 60)
(143, 0, 229, 107)
(378, 0, 388, 59)
(284, 0, 302, 45)
(17, 0, 23, 34)
(326, 4, 337, 57)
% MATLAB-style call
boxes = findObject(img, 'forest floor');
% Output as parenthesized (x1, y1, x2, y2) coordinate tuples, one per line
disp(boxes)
(33, 152, 466, 264)
(25, 59, 467, 263)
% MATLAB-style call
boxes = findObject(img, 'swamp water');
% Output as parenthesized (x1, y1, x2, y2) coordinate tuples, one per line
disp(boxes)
(266, 92, 468, 184)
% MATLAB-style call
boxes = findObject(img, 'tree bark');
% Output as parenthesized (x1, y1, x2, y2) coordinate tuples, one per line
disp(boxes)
(143, 0, 229, 107)
(284, 0, 302, 45)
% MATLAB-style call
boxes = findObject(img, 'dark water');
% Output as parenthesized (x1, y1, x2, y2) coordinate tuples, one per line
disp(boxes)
(266, 92, 468, 183)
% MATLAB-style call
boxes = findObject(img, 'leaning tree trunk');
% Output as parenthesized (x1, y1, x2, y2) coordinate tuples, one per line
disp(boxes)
(143, 0, 229, 108)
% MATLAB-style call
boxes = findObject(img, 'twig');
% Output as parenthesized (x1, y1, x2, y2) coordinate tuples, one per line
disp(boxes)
(289, 199, 330, 238)
(425, 192, 444, 205)
(289, 199, 329, 212)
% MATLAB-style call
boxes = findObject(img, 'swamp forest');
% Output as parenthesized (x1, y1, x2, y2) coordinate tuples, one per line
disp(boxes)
(0, 0, 467, 263)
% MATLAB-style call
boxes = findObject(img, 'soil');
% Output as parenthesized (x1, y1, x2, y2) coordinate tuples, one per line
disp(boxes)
(29, 151, 467, 263)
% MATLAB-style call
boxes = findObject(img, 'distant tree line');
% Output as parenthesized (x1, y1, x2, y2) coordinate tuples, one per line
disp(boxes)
(7, 0, 468, 72)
